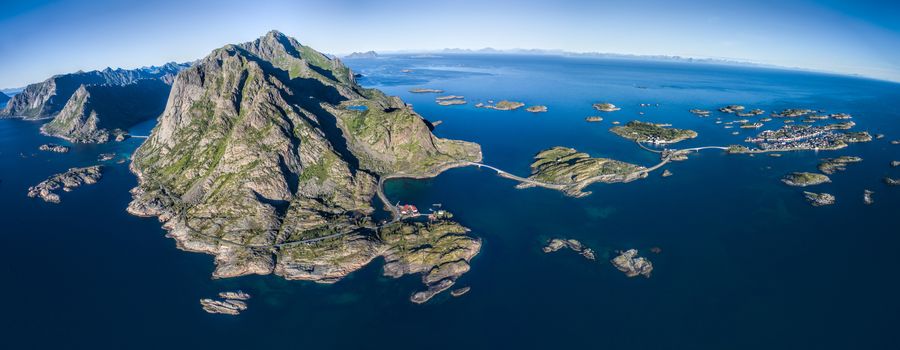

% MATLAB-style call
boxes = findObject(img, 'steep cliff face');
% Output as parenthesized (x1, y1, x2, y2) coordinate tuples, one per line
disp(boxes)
(1, 63, 186, 120)
(128, 31, 481, 301)
(40, 79, 171, 142)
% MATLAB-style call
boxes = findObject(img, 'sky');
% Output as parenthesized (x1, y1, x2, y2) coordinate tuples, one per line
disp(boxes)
(1, 0, 899, 87)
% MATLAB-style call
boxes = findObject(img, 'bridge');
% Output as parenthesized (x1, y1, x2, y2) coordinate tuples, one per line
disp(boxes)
(165, 142, 736, 250)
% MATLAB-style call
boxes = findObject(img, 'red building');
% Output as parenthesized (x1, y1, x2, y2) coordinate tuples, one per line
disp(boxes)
(399, 204, 419, 215)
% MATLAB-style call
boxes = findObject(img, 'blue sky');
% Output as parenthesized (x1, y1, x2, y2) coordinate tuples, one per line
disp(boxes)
(1, 0, 899, 87)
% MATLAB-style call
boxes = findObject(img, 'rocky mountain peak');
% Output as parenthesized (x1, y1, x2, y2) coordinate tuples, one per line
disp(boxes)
(128, 31, 482, 286)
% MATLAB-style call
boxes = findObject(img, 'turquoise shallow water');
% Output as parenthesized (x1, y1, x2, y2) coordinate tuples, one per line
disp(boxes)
(2, 54, 899, 349)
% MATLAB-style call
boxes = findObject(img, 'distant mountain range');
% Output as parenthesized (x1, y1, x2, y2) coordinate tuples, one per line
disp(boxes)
(1, 62, 189, 142)
(343, 51, 379, 59)
(351, 47, 786, 70)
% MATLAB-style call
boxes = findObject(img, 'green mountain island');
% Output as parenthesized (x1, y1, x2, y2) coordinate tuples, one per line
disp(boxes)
(127, 31, 482, 303)
(1, 63, 188, 142)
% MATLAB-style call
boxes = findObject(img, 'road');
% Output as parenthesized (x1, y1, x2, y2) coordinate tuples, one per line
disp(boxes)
(173, 143, 735, 249)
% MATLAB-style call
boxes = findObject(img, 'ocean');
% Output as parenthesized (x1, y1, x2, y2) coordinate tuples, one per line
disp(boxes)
(2, 54, 899, 349)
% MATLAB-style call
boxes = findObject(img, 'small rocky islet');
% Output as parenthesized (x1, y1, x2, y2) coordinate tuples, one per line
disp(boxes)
(409, 88, 444, 93)
(718, 104, 745, 113)
(98, 153, 116, 162)
(200, 291, 250, 315)
(864, 190, 874, 205)
(689, 109, 711, 117)
(818, 156, 863, 174)
(449, 286, 471, 297)
(543, 239, 658, 278)
(803, 191, 836, 206)
(781, 172, 831, 187)
(593, 102, 620, 112)
(526, 105, 548, 113)
(38, 143, 69, 153)
(611, 249, 653, 278)
(27, 165, 102, 203)
(543, 238, 595, 260)
(435, 95, 466, 106)
(478, 100, 525, 111)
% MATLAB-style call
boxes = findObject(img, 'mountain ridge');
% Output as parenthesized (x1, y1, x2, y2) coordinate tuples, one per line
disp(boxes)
(128, 31, 482, 302)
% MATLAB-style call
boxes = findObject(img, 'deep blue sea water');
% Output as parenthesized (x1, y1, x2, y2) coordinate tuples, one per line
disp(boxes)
(2, 54, 899, 349)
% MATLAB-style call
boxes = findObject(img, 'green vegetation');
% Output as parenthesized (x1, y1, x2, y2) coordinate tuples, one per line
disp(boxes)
(781, 172, 831, 187)
(818, 156, 863, 174)
(494, 100, 524, 110)
(610, 120, 698, 144)
(524, 146, 646, 197)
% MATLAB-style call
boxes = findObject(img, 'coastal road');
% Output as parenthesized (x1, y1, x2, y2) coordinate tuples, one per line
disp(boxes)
(180, 144, 737, 250)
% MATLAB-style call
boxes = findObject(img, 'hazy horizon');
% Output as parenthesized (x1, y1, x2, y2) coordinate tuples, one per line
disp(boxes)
(1, 0, 898, 87)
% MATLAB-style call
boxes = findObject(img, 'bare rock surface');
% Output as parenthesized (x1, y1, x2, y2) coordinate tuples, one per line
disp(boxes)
(127, 31, 482, 303)
(611, 249, 653, 278)
(27, 165, 102, 203)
